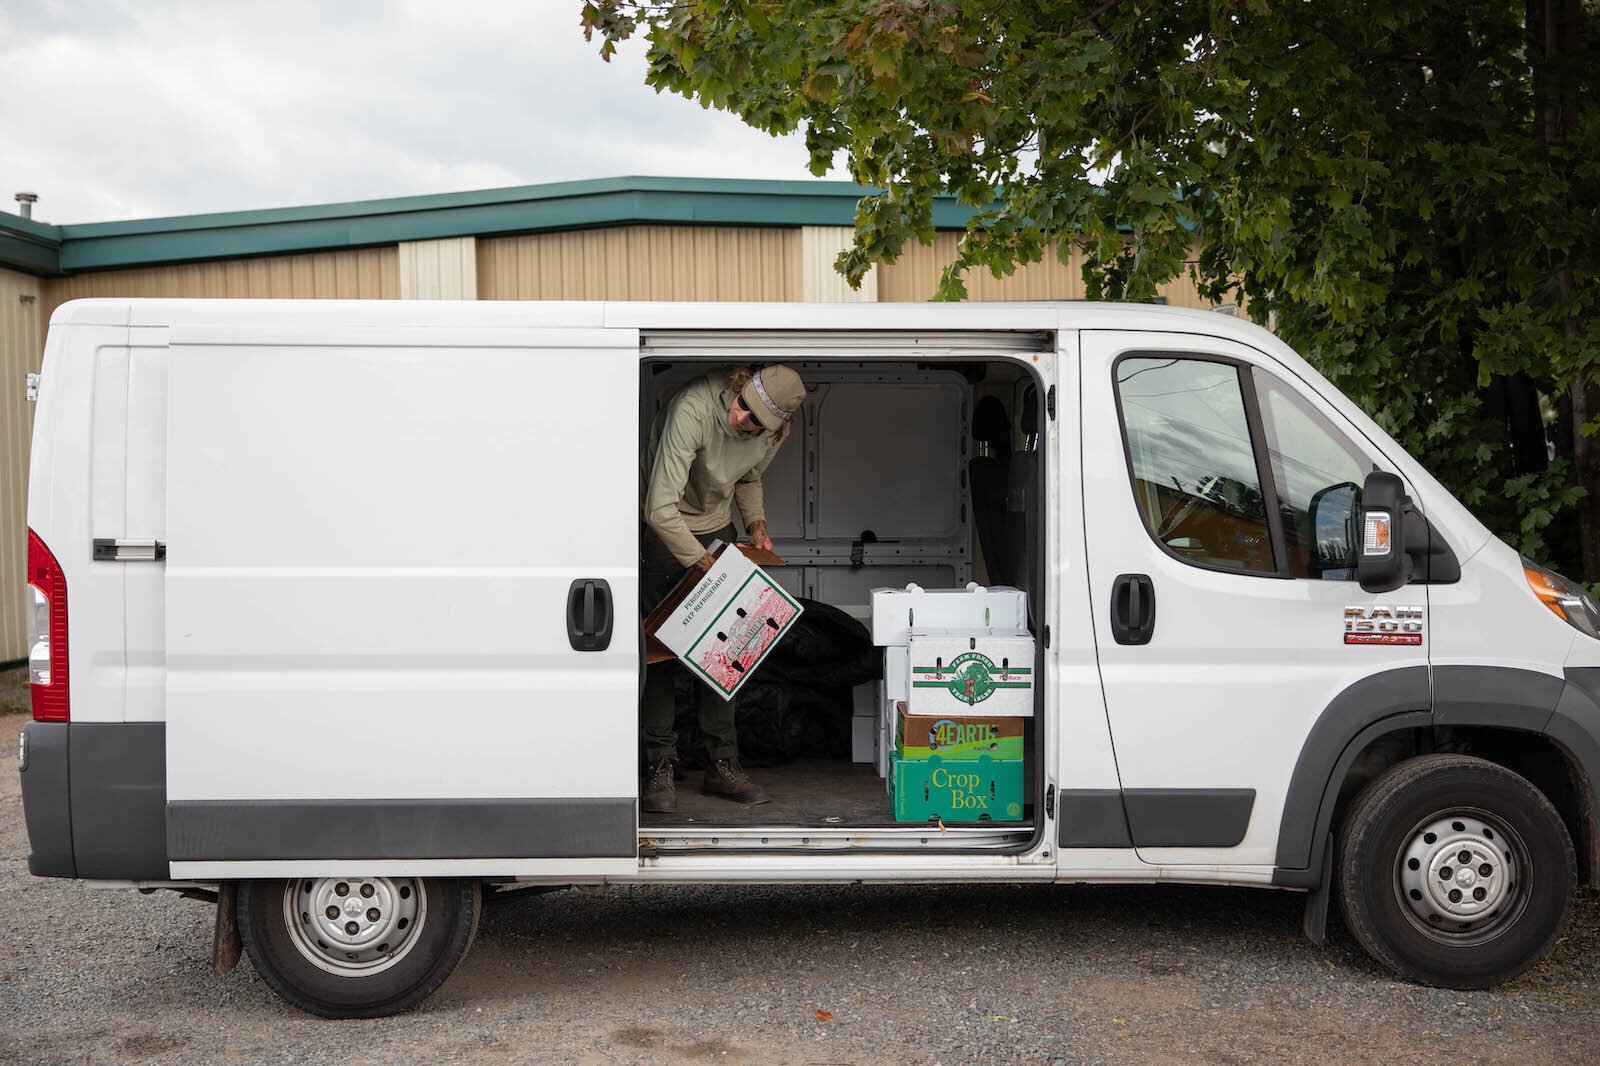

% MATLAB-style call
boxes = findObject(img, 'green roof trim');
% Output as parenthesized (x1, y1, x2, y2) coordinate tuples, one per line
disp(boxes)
(0, 214, 64, 275)
(0, 176, 985, 277)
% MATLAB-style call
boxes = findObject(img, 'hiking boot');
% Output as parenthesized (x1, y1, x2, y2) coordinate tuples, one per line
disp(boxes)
(702, 757, 771, 805)
(642, 756, 678, 814)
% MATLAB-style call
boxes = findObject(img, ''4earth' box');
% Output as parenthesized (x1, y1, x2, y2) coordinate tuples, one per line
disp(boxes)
(891, 754, 1024, 823)
(897, 709, 1025, 761)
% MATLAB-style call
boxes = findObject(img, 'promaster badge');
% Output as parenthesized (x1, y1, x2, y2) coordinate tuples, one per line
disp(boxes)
(1344, 605, 1424, 646)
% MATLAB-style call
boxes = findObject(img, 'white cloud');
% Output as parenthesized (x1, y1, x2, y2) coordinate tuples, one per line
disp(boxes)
(0, 0, 833, 224)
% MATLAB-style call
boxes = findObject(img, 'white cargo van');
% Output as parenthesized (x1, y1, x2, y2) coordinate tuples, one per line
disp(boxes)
(19, 298, 1600, 1017)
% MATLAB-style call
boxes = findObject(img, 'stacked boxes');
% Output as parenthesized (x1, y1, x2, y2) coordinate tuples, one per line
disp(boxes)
(851, 682, 877, 764)
(869, 583, 1032, 822)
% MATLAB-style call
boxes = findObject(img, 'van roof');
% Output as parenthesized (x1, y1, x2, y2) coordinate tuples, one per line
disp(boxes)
(51, 295, 1259, 339)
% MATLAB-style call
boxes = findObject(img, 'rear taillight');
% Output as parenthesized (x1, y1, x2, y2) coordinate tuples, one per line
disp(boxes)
(26, 528, 69, 722)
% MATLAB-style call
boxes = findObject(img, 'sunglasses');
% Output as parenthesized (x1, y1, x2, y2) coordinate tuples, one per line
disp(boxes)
(733, 395, 764, 429)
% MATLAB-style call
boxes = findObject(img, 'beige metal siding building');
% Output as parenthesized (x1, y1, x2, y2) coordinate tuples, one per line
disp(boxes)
(0, 177, 1227, 663)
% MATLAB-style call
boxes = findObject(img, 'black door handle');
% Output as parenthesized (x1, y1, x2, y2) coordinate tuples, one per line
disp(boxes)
(1110, 573, 1155, 645)
(567, 579, 614, 651)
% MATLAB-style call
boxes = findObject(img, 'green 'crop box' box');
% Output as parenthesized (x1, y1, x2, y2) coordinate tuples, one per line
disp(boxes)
(891, 754, 1024, 823)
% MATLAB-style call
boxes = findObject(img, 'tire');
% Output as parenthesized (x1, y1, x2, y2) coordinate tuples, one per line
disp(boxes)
(238, 876, 481, 1018)
(1336, 753, 1576, 989)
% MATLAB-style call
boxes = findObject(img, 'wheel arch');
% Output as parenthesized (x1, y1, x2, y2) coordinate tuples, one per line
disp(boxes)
(1273, 665, 1600, 889)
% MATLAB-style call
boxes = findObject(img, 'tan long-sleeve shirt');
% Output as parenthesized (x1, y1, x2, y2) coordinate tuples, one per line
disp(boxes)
(642, 370, 784, 567)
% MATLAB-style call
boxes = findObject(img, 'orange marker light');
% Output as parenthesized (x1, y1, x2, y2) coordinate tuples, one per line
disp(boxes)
(1363, 513, 1392, 556)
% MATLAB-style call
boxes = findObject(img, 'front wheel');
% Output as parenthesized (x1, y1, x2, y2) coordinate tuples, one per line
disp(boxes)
(1337, 753, 1576, 989)
(238, 877, 481, 1018)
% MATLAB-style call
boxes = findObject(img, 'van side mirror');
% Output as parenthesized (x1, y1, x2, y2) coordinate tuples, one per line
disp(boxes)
(1307, 481, 1360, 579)
(1356, 471, 1413, 593)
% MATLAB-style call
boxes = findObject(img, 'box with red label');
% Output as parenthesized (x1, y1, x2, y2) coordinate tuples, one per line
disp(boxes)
(644, 542, 803, 700)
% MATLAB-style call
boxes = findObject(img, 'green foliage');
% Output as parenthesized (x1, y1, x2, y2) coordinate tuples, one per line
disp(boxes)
(583, 1, 1600, 577)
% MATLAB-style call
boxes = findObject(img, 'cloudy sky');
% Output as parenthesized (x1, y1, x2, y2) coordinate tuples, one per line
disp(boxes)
(1, 1, 836, 225)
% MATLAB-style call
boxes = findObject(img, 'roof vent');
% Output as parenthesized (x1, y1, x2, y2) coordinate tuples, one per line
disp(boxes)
(15, 191, 38, 220)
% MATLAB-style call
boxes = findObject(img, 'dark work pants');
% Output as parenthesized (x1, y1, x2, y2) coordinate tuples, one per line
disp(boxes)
(641, 522, 739, 764)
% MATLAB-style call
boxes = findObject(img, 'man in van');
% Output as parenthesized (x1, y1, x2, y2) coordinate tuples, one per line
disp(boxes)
(640, 364, 805, 813)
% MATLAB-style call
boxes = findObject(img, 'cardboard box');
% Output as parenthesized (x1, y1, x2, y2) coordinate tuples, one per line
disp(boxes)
(644, 541, 803, 700)
(850, 681, 877, 763)
(897, 709, 1024, 761)
(870, 583, 1029, 647)
(876, 686, 892, 782)
(852, 680, 875, 719)
(884, 645, 909, 704)
(907, 630, 1035, 716)
(851, 715, 876, 764)
(891, 754, 1024, 823)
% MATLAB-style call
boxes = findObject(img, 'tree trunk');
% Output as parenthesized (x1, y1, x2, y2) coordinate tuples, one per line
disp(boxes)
(1536, 0, 1593, 577)
(1572, 378, 1600, 581)
(1484, 373, 1551, 477)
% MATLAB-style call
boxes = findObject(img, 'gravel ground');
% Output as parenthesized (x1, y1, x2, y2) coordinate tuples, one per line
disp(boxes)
(2, 666, 1597, 1064)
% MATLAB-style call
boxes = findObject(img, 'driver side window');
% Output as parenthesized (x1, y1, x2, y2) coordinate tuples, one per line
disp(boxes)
(1114, 355, 1375, 581)
(1115, 356, 1276, 575)
(1254, 373, 1372, 580)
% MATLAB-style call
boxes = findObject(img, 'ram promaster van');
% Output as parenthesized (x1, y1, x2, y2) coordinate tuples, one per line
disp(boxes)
(19, 298, 1600, 1017)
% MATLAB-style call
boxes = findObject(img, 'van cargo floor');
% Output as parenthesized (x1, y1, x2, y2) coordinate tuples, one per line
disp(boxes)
(641, 758, 898, 828)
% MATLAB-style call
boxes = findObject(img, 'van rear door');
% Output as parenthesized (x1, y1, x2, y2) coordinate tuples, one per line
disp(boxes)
(161, 320, 640, 878)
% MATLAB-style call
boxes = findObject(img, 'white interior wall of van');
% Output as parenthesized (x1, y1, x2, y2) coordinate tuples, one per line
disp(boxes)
(642, 361, 978, 611)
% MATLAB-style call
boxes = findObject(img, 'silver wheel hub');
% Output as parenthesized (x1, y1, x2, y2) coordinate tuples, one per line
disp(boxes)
(283, 877, 426, 976)
(1398, 812, 1520, 935)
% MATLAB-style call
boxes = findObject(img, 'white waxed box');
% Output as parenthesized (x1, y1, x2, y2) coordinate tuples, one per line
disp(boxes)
(906, 629, 1036, 717)
(870, 583, 1029, 647)
(882, 699, 898, 794)
(884, 645, 909, 704)
(851, 682, 877, 763)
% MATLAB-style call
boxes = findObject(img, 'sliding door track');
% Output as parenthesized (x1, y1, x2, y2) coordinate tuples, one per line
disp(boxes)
(640, 824, 1035, 853)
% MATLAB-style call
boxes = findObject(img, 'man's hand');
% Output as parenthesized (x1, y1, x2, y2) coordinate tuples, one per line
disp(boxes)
(691, 551, 717, 576)
(747, 520, 774, 553)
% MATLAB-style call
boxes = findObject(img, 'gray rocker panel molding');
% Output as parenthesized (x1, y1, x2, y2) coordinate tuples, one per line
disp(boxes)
(1057, 789, 1133, 848)
(1058, 788, 1255, 849)
(167, 797, 639, 861)
(20, 721, 171, 880)
(72, 722, 169, 879)
(1123, 789, 1256, 848)
(19, 722, 75, 878)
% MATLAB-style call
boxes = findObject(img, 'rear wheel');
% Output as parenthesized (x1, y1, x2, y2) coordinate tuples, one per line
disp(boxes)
(1337, 754, 1575, 989)
(238, 877, 480, 1018)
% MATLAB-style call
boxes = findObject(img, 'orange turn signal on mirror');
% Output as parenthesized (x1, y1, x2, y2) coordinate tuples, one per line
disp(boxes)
(1363, 512, 1392, 556)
